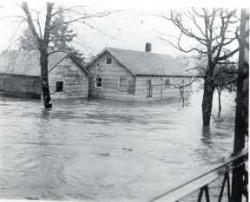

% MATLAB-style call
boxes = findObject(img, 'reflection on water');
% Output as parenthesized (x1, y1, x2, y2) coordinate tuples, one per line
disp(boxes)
(0, 91, 235, 201)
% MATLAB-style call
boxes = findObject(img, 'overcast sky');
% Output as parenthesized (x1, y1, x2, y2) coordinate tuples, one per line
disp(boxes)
(0, 0, 246, 58)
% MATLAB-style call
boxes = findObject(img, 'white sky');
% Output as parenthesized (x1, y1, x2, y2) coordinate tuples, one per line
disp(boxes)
(0, 0, 247, 58)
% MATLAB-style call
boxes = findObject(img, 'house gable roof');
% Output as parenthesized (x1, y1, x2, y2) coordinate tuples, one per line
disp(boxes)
(0, 50, 88, 76)
(87, 47, 188, 77)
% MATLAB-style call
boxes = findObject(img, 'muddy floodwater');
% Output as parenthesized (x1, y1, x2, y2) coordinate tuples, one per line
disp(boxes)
(0, 90, 236, 201)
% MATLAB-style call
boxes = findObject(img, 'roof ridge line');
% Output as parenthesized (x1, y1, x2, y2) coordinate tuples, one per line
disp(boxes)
(106, 47, 175, 58)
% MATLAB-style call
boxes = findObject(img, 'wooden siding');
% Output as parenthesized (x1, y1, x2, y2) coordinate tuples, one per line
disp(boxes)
(0, 73, 41, 99)
(88, 52, 136, 100)
(88, 52, 192, 101)
(134, 76, 192, 101)
(49, 58, 88, 99)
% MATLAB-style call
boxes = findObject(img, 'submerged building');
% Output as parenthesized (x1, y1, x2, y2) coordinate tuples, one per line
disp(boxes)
(0, 50, 88, 99)
(0, 44, 192, 101)
(87, 43, 192, 101)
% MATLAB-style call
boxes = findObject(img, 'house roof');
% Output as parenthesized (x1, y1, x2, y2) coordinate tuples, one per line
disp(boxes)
(88, 47, 189, 77)
(0, 50, 88, 76)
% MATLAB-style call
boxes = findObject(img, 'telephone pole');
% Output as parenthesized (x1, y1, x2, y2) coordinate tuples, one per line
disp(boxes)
(231, 9, 249, 202)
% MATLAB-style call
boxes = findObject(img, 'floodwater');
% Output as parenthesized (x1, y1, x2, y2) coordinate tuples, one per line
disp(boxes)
(0, 90, 236, 201)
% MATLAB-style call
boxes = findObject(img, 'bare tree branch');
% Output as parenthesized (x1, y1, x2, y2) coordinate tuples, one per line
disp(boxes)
(43, 3, 54, 46)
(63, 11, 111, 24)
(36, 12, 43, 38)
(21, 2, 41, 46)
(217, 48, 239, 61)
(160, 33, 207, 54)
(161, 11, 207, 46)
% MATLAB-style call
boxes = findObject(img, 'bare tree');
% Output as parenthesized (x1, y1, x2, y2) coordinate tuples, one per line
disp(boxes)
(21, 2, 54, 108)
(169, 78, 196, 107)
(213, 64, 237, 118)
(160, 8, 239, 126)
(20, 2, 111, 109)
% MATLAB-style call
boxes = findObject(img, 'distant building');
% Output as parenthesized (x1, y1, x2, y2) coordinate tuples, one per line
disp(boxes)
(0, 50, 89, 99)
(87, 44, 192, 101)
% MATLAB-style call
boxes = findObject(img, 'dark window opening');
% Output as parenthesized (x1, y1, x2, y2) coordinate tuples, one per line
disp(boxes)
(106, 57, 112, 64)
(165, 79, 170, 88)
(96, 77, 102, 87)
(56, 81, 63, 92)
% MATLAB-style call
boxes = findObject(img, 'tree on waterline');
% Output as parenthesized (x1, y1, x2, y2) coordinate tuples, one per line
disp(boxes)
(20, 2, 111, 109)
(213, 64, 237, 117)
(160, 8, 240, 126)
(22, 2, 54, 109)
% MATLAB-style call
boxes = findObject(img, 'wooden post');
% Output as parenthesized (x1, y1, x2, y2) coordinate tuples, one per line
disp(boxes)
(231, 9, 249, 202)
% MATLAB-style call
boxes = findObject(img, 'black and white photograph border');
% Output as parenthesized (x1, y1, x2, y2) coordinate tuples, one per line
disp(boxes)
(0, 0, 248, 201)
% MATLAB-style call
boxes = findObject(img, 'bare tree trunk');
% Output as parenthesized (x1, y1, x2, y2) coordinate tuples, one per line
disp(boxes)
(218, 90, 222, 113)
(40, 49, 52, 108)
(180, 80, 185, 107)
(202, 77, 215, 126)
(217, 89, 222, 119)
(179, 87, 185, 107)
(21, 2, 54, 109)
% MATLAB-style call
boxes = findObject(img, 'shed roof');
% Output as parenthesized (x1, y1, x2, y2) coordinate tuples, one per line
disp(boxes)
(88, 47, 189, 77)
(0, 50, 88, 76)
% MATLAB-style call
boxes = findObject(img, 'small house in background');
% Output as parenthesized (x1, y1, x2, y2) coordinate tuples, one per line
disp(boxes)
(0, 50, 89, 99)
(87, 43, 192, 101)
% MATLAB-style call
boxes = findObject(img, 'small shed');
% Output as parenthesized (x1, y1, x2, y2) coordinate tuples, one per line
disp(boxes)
(0, 50, 89, 99)
(87, 44, 192, 101)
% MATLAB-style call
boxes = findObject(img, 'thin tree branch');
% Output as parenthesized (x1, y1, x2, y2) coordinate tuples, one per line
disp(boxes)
(43, 2, 54, 46)
(161, 11, 207, 46)
(36, 12, 43, 38)
(217, 48, 239, 61)
(63, 12, 111, 24)
(21, 2, 41, 47)
(160, 33, 207, 54)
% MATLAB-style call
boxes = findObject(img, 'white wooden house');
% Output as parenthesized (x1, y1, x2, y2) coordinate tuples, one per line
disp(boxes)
(87, 44, 192, 101)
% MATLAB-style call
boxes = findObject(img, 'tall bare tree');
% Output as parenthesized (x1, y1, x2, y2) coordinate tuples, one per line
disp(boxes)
(160, 8, 239, 126)
(22, 2, 54, 108)
(21, 2, 110, 109)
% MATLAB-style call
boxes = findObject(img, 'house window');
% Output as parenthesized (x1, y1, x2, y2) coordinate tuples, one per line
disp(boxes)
(95, 77, 102, 87)
(106, 57, 112, 64)
(119, 76, 127, 90)
(165, 78, 170, 88)
(56, 81, 63, 92)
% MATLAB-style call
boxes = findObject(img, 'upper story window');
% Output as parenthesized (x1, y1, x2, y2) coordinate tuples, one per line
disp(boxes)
(56, 81, 64, 92)
(95, 77, 102, 87)
(106, 57, 112, 64)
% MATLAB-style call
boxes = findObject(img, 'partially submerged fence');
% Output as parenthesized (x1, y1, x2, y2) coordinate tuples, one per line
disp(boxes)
(149, 149, 248, 202)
